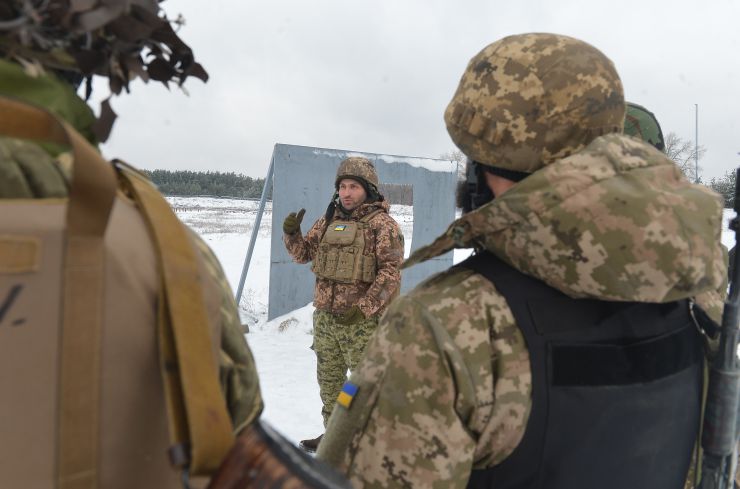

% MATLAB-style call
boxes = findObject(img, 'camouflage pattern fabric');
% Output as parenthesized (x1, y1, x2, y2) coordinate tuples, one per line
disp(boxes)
(444, 33, 625, 173)
(405, 133, 726, 307)
(624, 102, 666, 152)
(335, 156, 379, 189)
(317, 133, 726, 488)
(283, 199, 403, 318)
(313, 309, 379, 426)
(317, 267, 530, 488)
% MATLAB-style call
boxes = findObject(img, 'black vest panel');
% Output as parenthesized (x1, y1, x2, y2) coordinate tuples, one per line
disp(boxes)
(460, 252, 703, 489)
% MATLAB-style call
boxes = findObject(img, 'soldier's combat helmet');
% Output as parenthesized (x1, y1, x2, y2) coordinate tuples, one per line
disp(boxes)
(624, 102, 665, 152)
(444, 33, 625, 177)
(0, 0, 208, 95)
(335, 157, 380, 194)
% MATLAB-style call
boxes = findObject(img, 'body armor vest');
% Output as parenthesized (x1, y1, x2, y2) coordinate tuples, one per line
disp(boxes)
(460, 252, 703, 489)
(312, 210, 381, 284)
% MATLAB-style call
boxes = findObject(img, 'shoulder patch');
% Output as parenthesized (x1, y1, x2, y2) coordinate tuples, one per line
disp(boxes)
(336, 381, 359, 408)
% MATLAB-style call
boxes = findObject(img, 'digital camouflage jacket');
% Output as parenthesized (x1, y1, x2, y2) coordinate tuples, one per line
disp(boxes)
(317, 134, 727, 489)
(283, 199, 404, 318)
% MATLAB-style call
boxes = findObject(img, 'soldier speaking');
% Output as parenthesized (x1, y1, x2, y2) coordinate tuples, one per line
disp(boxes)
(283, 156, 404, 453)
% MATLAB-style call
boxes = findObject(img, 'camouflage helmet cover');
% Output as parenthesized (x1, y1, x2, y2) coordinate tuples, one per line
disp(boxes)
(0, 0, 208, 94)
(624, 102, 665, 152)
(444, 33, 625, 173)
(335, 157, 379, 190)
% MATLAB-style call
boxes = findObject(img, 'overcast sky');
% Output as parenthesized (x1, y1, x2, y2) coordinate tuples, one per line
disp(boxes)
(92, 0, 740, 181)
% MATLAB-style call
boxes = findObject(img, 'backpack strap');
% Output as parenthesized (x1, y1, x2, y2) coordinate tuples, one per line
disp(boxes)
(0, 96, 116, 489)
(115, 161, 234, 476)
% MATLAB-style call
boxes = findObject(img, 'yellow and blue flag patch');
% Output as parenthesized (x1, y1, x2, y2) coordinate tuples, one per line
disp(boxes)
(334, 224, 347, 231)
(336, 381, 359, 409)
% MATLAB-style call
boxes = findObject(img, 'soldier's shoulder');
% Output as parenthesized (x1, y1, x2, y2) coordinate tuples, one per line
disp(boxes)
(573, 132, 672, 170)
(0, 136, 69, 198)
(407, 264, 497, 301)
(368, 208, 399, 226)
(383, 265, 502, 332)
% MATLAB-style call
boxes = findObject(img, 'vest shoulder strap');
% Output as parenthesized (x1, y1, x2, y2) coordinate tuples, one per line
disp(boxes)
(115, 161, 234, 475)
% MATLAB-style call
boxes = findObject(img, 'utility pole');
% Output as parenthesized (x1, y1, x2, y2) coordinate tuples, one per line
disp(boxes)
(695, 103, 699, 183)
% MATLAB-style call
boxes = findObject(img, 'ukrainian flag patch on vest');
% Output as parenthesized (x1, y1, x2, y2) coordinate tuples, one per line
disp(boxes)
(334, 224, 347, 231)
(337, 381, 358, 408)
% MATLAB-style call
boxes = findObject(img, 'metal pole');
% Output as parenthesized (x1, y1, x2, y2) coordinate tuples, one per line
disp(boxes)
(235, 156, 274, 306)
(696, 103, 699, 183)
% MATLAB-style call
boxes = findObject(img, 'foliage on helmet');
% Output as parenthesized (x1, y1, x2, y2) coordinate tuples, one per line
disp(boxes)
(0, 0, 208, 96)
(624, 102, 665, 152)
(444, 33, 625, 174)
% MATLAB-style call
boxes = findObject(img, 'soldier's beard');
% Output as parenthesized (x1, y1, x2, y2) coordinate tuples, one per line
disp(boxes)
(339, 196, 366, 212)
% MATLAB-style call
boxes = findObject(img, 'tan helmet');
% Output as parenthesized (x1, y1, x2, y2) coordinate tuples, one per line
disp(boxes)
(335, 157, 379, 190)
(444, 33, 625, 173)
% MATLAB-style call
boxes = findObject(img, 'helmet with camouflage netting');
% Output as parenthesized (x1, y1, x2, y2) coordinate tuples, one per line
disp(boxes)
(335, 157, 379, 192)
(0, 0, 207, 96)
(444, 33, 625, 175)
(624, 102, 665, 152)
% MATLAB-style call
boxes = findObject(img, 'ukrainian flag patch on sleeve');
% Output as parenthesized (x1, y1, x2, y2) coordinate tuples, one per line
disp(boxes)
(336, 381, 359, 409)
(334, 224, 347, 231)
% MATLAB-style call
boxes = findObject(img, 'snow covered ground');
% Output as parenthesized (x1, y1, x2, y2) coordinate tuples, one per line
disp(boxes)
(169, 196, 737, 445)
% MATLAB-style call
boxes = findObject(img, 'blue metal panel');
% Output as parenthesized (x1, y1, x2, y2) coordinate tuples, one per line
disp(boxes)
(268, 143, 457, 321)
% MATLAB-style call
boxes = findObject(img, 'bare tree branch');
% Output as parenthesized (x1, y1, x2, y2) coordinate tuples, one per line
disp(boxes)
(664, 132, 706, 179)
(439, 149, 466, 179)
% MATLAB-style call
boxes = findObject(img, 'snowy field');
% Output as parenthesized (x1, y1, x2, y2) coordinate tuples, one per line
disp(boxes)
(169, 196, 737, 445)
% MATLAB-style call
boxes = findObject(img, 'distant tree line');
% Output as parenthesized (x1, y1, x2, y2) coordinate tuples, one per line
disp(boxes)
(146, 159, 737, 209)
(144, 170, 413, 205)
(143, 169, 269, 199)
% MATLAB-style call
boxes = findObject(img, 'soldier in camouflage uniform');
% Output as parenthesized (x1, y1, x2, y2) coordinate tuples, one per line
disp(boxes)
(283, 156, 404, 452)
(318, 33, 727, 488)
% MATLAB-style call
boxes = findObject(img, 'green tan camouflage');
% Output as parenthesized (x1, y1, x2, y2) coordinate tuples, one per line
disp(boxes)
(283, 199, 403, 318)
(405, 133, 725, 306)
(444, 33, 624, 173)
(318, 134, 726, 488)
(335, 157, 379, 190)
(317, 268, 532, 488)
(318, 33, 726, 489)
(624, 102, 666, 152)
(313, 309, 380, 426)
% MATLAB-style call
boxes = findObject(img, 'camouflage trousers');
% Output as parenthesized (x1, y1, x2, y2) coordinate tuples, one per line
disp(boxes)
(312, 309, 378, 426)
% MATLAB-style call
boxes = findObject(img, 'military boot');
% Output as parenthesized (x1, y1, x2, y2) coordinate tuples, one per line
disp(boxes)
(298, 434, 323, 453)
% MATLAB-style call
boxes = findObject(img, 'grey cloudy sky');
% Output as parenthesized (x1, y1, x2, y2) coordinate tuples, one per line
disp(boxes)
(93, 0, 740, 181)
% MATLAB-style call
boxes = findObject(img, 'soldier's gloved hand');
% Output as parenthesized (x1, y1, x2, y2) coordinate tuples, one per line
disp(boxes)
(283, 208, 305, 235)
(336, 305, 365, 325)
